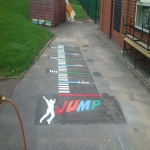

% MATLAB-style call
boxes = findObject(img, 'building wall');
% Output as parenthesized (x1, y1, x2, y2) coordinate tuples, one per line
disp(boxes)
(100, 0, 150, 70)
(100, 0, 111, 36)
(100, 0, 136, 49)
(30, 0, 65, 26)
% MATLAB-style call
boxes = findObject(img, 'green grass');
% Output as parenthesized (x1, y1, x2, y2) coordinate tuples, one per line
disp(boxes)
(68, 0, 88, 19)
(69, 0, 80, 4)
(72, 4, 88, 19)
(0, 0, 54, 77)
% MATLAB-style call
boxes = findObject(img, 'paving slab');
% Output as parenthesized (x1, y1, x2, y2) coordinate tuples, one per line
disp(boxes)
(0, 20, 150, 150)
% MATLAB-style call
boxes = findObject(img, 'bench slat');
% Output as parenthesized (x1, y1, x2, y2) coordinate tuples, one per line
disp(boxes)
(124, 37, 150, 59)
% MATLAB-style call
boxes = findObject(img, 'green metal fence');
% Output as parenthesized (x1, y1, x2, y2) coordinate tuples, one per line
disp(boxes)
(79, 0, 100, 23)
(69, 0, 80, 4)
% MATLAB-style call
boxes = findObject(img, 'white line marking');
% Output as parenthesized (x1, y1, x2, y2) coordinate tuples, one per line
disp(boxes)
(59, 79, 68, 81)
(58, 74, 68, 76)
(113, 124, 126, 150)
(59, 91, 70, 93)
(59, 88, 70, 90)
(59, 86, 69, 88)
(58, 66, 67, 68)
(59, 85, 69, 87)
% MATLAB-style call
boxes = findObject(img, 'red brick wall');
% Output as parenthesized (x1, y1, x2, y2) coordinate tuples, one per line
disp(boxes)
(30, 0, 65, 26)
(100, 0, 136, 48)
(100, 0, 150, 70)
(100, 0, 111, 36)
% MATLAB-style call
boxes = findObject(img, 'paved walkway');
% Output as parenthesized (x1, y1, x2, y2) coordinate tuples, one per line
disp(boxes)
(0, 20, 150, 150)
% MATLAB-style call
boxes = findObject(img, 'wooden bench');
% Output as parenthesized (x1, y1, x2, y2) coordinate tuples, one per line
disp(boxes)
(123, 36, 150, 73)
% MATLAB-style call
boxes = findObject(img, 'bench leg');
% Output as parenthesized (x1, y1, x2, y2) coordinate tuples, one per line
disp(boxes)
(123, 40, 125, 57)
(134, 50, 137, 69)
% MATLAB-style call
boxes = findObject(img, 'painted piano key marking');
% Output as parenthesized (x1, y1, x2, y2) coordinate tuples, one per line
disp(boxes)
(50, 56, 84, 60)
(59, 81, 90, 84)
(58, 64, 83, 67)
(58, 52, 79, 56)
(51, 47, 57, 49)
(58, 49, 80, 52)
(49, 70, 91, 75)
(58, 45, 70, 94)
(58, 44, 77, 47)
(59, 71, 91, 75)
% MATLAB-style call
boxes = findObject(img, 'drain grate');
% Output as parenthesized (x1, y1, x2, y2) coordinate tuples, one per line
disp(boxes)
(83, 45, 88, 47)
(92, 72, 101, 77)
(87, 59, 94, 62)
(82, 50, 88, 52)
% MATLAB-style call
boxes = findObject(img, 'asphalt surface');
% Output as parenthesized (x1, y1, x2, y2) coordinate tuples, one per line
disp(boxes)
(0, 20, 150, 150)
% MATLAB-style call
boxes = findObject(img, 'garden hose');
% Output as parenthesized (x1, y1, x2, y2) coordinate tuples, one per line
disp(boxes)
(0, 95, 27, 150)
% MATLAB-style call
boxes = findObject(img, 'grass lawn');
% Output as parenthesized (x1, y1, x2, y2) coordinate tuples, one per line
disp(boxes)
(0, 0, 54, 77)
(69, 0, 88, 19)
(72, 4, 88, 19)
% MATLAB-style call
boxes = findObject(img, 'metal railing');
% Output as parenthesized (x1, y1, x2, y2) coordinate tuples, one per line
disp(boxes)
(69, 0, 80, 4)
(79, 0, 100, 23)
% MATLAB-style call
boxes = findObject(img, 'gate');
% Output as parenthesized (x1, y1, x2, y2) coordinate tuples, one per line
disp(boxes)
(79, 0, 100, 23)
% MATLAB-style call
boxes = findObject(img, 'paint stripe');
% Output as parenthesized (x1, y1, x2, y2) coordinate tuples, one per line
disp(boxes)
(58, 52, 79, 55)
(58, 58, 84, 60)
(58, 64, 83, 67)
(58, 77, 68, 78)
(58, 68, 67, 70)
(62, 49, 80, 51)
(59, 88, 69, 91)
(59, 86, 69, 88)
(59, 78, 68, 81)
(58, 45, 64, 49)
(58, 59, 66, 61)
(59, 79, 69, 81)
(58, 70, 67, 72)
(59, 62, 66, 66)
(59, 91, 70, 93)
(58, 93, 101, 97)
(59, 81, 79, 84)
(59, 71, 91, 75)
(58, 76, 68, 78)
(59, 84, 69, 85)
(58, 64, 74, 66)
(58, 66, 67, 67)
(58, 75, 68, 77)
(58, 54, 65, 56)
(59, 81, 89, 84)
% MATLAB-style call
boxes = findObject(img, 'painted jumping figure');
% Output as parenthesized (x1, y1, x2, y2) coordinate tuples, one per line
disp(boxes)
(39, 96, 56, 125)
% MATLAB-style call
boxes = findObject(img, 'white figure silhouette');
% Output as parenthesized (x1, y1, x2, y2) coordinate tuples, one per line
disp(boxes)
(39, 96, 56, 125)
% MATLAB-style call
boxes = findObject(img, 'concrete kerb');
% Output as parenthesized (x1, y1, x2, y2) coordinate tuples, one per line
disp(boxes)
(0, 34, 57, 80)
(94, 30, 150, 91)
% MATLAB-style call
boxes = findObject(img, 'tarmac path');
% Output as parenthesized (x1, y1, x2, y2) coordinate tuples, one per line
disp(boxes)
(0, 20, 150, 150)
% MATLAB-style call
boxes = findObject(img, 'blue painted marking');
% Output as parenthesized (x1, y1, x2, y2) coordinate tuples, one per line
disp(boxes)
(59, 81, 79, 84)
(76, 100, 91, 112)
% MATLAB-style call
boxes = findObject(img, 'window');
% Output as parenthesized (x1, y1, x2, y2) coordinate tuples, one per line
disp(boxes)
(114, 0, 122, 32)
(135, 2, 150, 33)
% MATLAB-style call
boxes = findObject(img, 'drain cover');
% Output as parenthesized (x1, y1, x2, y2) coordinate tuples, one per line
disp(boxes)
(93, 72, 101, 77)
(83, 45, 88, 47)
(82, 50, 88, 52)
(87, 59, 94, 62)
